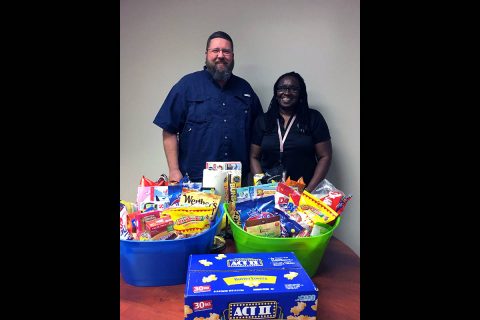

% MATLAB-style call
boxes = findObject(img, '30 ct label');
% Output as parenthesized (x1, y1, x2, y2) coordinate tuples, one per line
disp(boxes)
(193, 300, 213, 311)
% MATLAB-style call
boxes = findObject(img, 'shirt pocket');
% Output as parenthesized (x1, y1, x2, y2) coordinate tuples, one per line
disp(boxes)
(185, 95, 211, 125)
(232, 95, 251, 129)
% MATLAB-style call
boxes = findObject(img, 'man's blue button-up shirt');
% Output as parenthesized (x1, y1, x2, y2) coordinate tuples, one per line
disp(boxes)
(153, 68, 263, 182)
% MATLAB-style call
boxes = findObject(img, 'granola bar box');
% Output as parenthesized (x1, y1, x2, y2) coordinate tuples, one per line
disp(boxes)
(184, 252, 318, 320)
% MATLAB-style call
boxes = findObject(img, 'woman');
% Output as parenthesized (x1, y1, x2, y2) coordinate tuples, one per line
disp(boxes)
(250, 72, 332, 192)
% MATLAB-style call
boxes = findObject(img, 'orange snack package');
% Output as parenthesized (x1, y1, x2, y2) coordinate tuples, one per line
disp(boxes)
(285, 177, 306, 193)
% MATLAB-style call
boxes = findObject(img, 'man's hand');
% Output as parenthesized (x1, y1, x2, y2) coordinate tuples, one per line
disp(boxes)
(169, 168, 183, 183)
(163, 130, 182, 183)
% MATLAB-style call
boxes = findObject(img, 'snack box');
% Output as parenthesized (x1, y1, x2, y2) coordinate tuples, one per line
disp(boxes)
(206, 161, 242, 171)
(184, 252, 318, 320)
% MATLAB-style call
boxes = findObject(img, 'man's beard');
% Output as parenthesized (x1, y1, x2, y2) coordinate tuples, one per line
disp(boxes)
(205, 58, 234, 82)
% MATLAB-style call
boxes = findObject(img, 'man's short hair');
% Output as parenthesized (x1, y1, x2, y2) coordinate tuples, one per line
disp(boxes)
(206, 31, 234, 51)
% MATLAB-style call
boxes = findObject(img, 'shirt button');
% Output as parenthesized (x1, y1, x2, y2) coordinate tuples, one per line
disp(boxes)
(222, 102, 226, 106)
(224, 153, 228, 156)
(245, 110, 248, 113)
(224, 136, 228, 139)
(224, 119, 227, 122)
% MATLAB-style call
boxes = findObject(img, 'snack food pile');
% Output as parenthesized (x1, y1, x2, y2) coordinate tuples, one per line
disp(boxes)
(234, 179, 351, 238)
(120, 175, 221, 241)
(120, 164, 352, 241)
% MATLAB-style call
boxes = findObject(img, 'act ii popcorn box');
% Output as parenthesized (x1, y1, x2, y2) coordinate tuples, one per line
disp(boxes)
(184, 252, 318, 320)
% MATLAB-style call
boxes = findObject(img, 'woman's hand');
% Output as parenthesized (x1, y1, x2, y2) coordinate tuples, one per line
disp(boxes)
(249, 144, 263, 175)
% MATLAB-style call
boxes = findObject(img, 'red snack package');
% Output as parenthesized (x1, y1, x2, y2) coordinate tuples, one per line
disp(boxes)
(319, 191, 344, 213)
(275, 182, 301, 209)
(145, 215, 174, 238)
(134, 210, 162, 236)
(313, 179, 352, 215)
(139, 175, 158, 187)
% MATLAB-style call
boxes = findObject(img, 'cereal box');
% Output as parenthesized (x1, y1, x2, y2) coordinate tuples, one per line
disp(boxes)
(184, 252, 318, 320)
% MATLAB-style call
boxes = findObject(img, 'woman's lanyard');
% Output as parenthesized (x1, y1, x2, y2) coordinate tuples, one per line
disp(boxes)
(277, 115, 297, 153)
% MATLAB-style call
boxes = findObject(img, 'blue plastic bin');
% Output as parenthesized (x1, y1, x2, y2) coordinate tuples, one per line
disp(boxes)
(120, 206, 225, 286)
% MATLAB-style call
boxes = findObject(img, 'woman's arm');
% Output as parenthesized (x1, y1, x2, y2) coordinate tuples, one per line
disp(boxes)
(305, 140, 332, 192)
(250, 144, 263, 175)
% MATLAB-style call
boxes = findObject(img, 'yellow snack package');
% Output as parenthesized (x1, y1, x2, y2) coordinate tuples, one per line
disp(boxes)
(120, 200, 137, 213)
(162, 206, 212, 236)
(253, 173, 265, 186)
(179, 190, 221, 220)
(226, 171, 242, 203)
(297, 190, 338, 224)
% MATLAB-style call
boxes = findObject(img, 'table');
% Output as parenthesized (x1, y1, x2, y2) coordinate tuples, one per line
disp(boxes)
(120, 236, 360, 319)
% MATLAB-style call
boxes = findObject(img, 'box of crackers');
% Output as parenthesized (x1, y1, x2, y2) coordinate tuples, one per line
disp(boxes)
(184, 252, 318, 320)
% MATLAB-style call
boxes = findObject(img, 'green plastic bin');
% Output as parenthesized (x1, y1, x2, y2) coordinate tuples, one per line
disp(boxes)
(225, 203, 341, 276)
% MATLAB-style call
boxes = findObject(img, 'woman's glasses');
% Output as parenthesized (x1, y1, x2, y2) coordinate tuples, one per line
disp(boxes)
(276, 86, 300, 94)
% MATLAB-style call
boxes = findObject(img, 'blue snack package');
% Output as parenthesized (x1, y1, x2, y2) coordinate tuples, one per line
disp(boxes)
(276, 209, 305, 238)
(168, 184, 183, 206)
(236, 195, 276, 228)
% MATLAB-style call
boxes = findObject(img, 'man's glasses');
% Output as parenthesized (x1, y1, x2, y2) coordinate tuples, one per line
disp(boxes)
(276, 86, 300, 94)
(207, 48, 233, 56)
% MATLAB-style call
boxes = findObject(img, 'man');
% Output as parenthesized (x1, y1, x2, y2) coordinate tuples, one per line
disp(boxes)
(153, 31, 263, 183)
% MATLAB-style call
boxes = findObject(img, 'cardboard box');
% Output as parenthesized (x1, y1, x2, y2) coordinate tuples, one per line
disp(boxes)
(184, 252, 318, 319)
(206, 161, 242, 171)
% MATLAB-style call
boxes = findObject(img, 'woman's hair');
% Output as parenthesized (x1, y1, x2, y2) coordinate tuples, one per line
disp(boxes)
(264, 71, 310, 132)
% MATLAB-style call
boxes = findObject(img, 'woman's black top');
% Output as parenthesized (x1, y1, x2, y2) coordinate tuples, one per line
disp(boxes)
(251, 108, 330, 185)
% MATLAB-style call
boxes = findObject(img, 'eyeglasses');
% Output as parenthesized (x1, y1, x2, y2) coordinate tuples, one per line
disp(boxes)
(276, 86, 300, 94)
(207, 48, 233, 56)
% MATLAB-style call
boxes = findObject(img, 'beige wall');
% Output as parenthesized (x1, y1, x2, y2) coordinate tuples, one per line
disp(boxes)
(120, 0, 360, 255)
